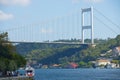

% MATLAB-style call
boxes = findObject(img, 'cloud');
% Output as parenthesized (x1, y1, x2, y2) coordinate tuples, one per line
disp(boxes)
(0, 10, 14, 21)
(0, 0, 31, 6)
(40, 28, 53, 34)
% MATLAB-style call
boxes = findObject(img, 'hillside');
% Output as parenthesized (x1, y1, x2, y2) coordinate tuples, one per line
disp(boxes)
(16, 35, 120, 67)
(16, 38, 107, 55)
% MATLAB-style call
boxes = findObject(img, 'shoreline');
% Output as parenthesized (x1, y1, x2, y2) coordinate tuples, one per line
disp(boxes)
(0, 76, 34, 80)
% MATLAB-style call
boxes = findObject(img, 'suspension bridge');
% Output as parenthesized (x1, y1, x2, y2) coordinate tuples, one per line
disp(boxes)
(1, 7, 120, 45)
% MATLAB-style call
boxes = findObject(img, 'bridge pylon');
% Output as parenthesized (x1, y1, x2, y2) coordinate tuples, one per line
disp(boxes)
(81, 7, 94, 44)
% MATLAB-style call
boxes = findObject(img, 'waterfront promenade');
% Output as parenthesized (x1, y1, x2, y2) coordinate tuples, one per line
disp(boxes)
(0, 76, 34, 80)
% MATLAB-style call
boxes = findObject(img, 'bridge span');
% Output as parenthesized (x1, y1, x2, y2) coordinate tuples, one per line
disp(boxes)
(9, 41, 93, 45)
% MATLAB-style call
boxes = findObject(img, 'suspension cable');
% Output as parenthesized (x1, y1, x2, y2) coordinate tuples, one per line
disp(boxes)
(94, 15, 118, 35)
(94, 8, 120, 31)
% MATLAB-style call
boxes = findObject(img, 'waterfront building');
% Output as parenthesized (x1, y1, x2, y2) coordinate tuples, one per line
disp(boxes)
(112, 46, 120, 57)
(95, 59, 110, 67)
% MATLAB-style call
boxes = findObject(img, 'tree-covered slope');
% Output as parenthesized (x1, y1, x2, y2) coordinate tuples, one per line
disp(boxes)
(16, 35, 120, 65)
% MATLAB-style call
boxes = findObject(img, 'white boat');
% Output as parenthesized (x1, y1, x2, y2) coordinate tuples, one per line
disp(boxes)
(25, 66, 35, 77)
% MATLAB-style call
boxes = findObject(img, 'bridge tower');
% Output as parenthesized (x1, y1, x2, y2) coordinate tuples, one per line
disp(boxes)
(81, 7, 94, 44)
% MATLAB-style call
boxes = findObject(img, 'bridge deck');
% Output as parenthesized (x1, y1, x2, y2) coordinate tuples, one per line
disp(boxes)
(8, 41, 93, 45)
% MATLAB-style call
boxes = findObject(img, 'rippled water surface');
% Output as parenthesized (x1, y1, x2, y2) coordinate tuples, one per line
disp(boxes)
(34, 69, 120, 80)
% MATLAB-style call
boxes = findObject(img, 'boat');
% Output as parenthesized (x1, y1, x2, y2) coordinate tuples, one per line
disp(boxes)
(25, 66, 35, 77)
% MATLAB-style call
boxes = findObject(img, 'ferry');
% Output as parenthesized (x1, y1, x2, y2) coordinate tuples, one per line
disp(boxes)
(25, 66, 35, 77)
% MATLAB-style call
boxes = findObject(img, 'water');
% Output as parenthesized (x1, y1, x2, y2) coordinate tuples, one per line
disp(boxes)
(34, 69, 120, 80)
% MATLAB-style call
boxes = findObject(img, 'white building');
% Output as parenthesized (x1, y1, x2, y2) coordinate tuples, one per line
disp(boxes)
(95, 59, 110, 66)
(113, 46, 120, 56)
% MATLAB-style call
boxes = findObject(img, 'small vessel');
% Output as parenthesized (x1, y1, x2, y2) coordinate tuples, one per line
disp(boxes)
(25, 66, 35, 77)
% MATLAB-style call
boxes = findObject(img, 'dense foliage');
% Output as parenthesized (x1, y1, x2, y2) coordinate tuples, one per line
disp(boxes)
(0, 32, 26, 75)
(16, 35, 120, 68)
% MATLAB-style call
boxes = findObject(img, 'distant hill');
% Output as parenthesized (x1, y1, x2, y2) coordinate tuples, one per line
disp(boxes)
(16, 36, 120, 65)
(16, 38, 107, 55)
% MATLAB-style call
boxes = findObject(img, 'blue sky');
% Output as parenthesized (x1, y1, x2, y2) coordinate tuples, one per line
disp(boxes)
(0, 0, 120, 42)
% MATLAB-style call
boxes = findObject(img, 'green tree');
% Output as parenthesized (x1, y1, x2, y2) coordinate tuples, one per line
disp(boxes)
(8, 60, 17, 71)
(78, 61, 87, 68)
(111, 60, 119, 64)
(116, 35, 120, 46)
(0, 32, 26, 76)
(0, 59, 6, 73)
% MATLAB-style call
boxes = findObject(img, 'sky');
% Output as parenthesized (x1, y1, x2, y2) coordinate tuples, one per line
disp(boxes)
(0, 0, 120, 42)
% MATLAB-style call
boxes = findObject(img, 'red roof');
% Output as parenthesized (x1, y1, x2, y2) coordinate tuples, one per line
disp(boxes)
(69, 62, 78, 68)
